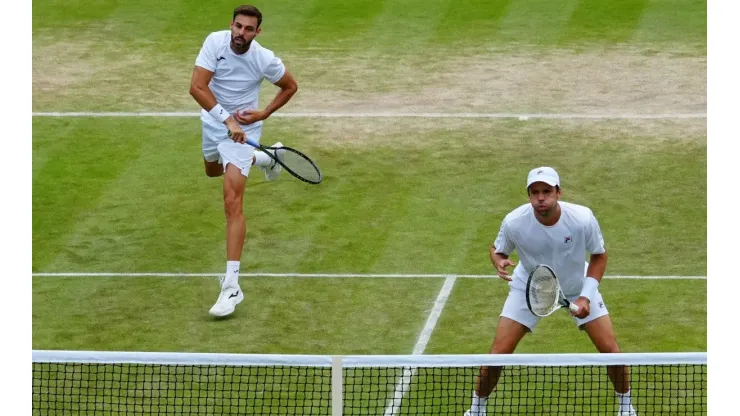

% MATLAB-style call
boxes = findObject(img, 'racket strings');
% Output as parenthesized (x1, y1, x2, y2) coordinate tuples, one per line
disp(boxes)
(528, 271, 560, 315)
(276, 148, 321, 183)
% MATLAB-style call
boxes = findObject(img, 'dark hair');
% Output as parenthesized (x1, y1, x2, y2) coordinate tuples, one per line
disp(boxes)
(527, 184, 560, 195)
(233, 5, 262, 27)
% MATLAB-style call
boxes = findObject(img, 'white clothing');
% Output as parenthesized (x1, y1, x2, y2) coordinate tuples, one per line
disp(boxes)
(201, 113, 262, 177)
(195, 31, 286, 120)
(493, 201, 606, 298)
(500, 274, 610, 331)
(195, 31, 284, 176)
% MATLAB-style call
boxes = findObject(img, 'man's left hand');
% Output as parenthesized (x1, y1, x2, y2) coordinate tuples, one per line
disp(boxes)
(570, 296, 591, 319)
(235, 109, 267, 125)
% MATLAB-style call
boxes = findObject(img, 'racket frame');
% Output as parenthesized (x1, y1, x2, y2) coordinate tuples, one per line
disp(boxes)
(224, 131, 323, 184)
(525, 264, 580, 317)
(245, 137, 322, 184)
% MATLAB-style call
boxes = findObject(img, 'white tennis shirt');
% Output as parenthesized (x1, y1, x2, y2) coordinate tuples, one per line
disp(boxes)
(493, 201, 606, 297)
(195, 31, 286, 119)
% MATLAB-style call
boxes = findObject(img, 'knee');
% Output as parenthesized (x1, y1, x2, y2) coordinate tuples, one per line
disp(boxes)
(600, 341, 621, 354)
(490, 345, 515, 355)
(490, 338, 518, 354)
(205, 169, 222, 178)
(224, 198, 242, 217)
(204, 160, 223, 177)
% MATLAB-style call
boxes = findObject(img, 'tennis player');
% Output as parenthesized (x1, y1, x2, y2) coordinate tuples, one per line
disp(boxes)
(465, 167, 637, 416)
(189, 5, 298, 317)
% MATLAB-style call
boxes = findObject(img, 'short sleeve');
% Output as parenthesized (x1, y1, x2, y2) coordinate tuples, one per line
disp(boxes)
(493, 219, 515, 255)
(264, 56, 286, 83)
(585, 211, 606, 254)
(195, 34, 218, 72)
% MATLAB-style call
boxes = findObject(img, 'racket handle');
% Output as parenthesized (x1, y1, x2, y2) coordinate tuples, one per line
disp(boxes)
(226, 131, 260, 149)
(569, 303, 579, 312)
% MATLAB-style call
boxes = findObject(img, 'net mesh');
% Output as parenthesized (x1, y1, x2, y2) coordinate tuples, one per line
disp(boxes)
(32, 352, 707, 415)
(33, 363, 331, 415)
(345, 365, 706, 415)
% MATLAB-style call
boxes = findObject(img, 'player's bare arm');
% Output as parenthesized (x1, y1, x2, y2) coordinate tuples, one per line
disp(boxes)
(490, 246, 516, 281)
(572, 251, 608, 318)
(189, 66, 245, 143)
(235, 71, 298, 125)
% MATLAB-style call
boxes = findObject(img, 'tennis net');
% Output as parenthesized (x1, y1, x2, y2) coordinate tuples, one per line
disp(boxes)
(32, 350, 706, 415)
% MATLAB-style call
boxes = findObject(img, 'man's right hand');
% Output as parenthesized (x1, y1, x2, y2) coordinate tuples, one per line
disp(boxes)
(496, 259, 516, 281)
(225, 118, 245, 144)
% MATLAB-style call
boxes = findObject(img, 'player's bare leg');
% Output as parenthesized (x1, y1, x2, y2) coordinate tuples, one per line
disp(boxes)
(223, 164, 247, 261)
(583, 315, 637, 415)
(466, 317, 529, 416)
(209, 163, 248, 317)
(204, 159, 224, 177)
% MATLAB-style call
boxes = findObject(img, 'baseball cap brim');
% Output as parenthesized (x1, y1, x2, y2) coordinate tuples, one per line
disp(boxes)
(527, 177, 559, 187)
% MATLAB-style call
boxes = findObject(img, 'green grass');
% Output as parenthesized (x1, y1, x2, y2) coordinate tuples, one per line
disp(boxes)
(33, 0, 707, 50)
(32, 277, 442, 354)
(32, 116, 706, 353)
(32, 118, 706, 276)
(31, 0, 707, 112)
(32, 115, 706, 411)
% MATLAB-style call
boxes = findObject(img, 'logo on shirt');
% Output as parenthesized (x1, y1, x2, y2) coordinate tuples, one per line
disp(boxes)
(564, 236, 572, 243)
(217, 56, 226, 62)
(598, 301, 605, 309)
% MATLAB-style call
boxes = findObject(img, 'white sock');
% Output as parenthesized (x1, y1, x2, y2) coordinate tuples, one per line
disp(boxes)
(470, 392, 487, 413)
(253, 150, 272, 168)
(616, 390, 634, 412)
(224, 261, 240, 288)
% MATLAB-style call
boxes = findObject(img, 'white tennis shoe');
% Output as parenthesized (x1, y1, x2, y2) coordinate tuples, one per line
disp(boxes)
(261, 142, 284, 181)
(209, 278, 244, 317)
(464, 408, 486, 416)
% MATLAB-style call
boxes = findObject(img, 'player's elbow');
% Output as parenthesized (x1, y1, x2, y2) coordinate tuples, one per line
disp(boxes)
(288, 82, 298, 96)
(189, 85, 198, 98)
(275, 71, 298, 96)
(189, 83, 205, 98)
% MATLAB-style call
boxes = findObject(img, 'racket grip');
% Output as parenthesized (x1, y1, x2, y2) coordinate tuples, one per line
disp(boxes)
(569, 303, 579, 312)
(226, 131, 259, 149)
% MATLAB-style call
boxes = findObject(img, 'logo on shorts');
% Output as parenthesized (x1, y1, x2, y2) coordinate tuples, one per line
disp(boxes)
(564, 236, 572, 243)
(598, 301, 605, 309)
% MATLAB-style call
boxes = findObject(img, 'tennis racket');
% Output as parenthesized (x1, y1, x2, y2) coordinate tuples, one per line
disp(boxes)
(525, 264, 579, 317)
(228, 132, 322, 184)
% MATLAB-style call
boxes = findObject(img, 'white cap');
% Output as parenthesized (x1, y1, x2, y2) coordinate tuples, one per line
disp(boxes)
(526, 167, 560, 188)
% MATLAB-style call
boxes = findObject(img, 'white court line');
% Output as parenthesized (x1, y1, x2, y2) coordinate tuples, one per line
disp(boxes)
(413, 276, 457, 355)
(31, 272, 707, 279)
(31, 111, 707, 120)
(383, 275, 457, 416)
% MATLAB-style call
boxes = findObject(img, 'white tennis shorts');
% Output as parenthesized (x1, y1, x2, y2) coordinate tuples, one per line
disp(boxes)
(201, 112, 263, 177)
(500, 285, 609, 332)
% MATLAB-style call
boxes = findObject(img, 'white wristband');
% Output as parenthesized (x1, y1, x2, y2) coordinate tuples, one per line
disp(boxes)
(580, 276, 599, 302)
(208, 104, 230, 123)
